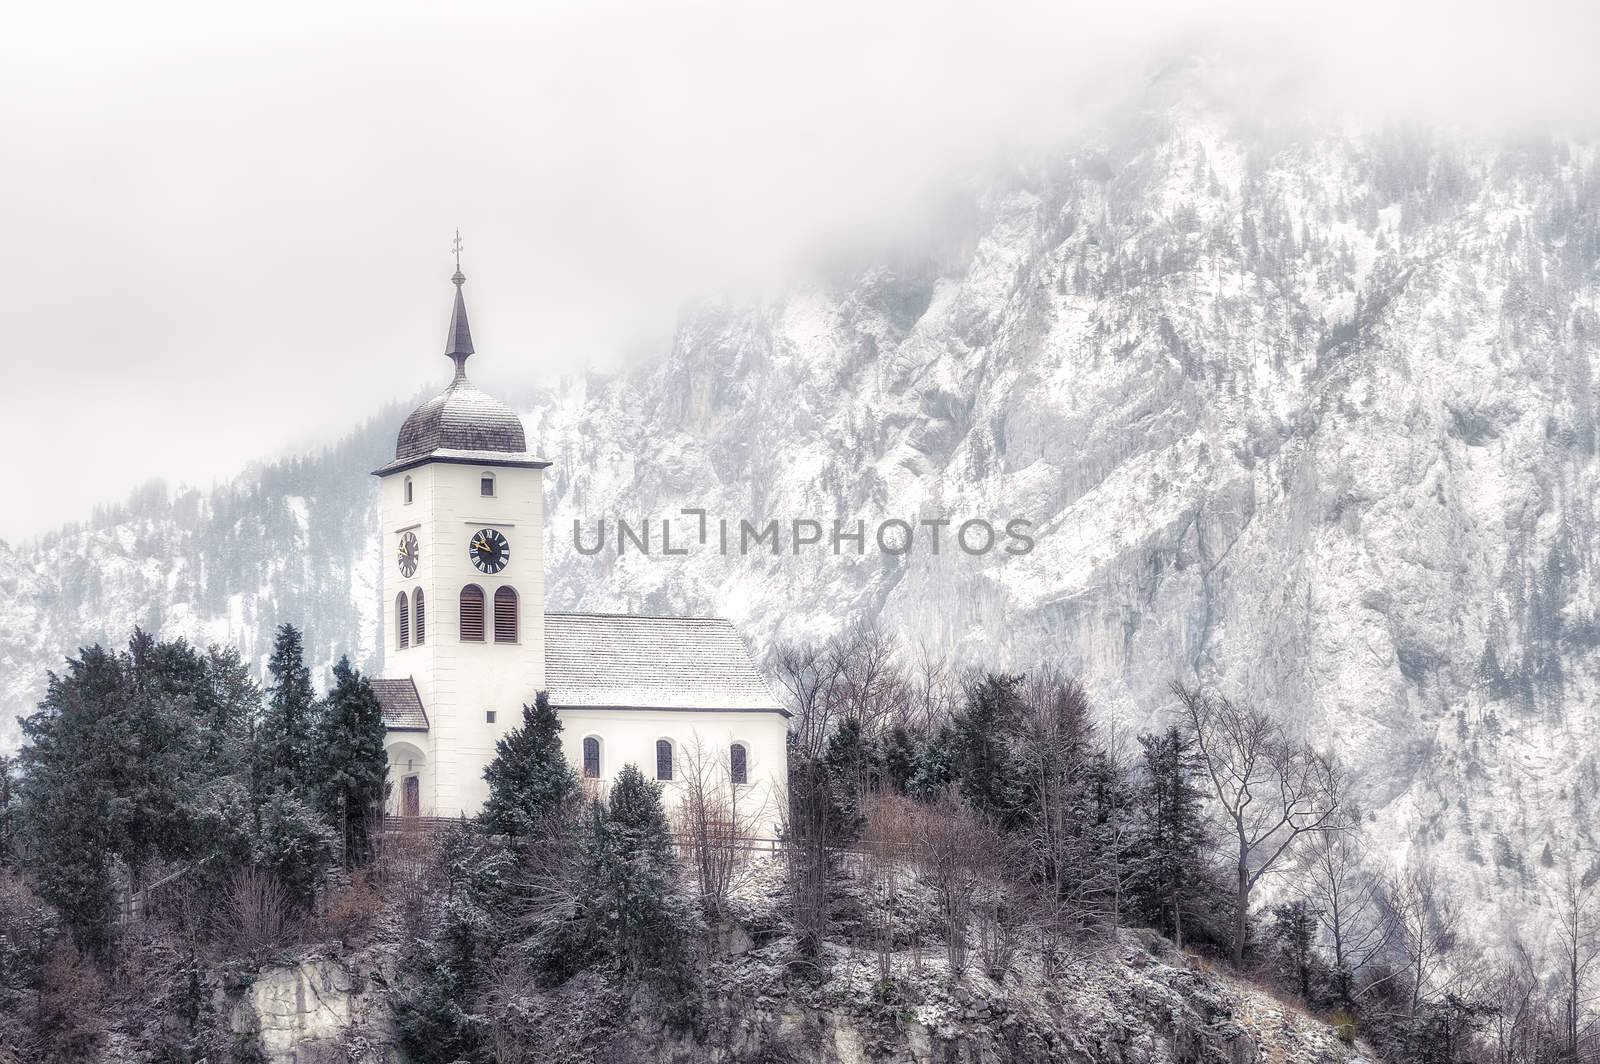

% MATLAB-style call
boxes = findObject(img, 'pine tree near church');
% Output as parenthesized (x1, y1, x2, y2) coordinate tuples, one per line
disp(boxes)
(480, 691, 577, 838)
(576, 765, 699, 1022)
(257, 624, 320, 803)
(315, 657, 388, 866)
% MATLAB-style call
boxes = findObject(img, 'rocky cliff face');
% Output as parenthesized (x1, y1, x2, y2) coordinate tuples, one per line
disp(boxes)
(216, 866, 1370, 1064)
(4, 69, 1598, 944)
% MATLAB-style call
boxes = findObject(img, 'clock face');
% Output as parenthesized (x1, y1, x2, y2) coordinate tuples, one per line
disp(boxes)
(469, 528, 510, 574)
(397, 531, 419, 578)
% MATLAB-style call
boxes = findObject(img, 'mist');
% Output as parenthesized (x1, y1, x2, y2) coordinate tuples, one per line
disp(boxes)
(1, 0, 1596, 542)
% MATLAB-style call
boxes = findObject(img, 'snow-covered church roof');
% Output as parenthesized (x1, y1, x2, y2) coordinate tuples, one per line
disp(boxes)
(371, 677, 428, 730)
(544, 613, 788, 715)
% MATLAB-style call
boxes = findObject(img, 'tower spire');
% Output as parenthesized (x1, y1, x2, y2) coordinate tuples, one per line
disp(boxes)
(445, 229, 474, 377)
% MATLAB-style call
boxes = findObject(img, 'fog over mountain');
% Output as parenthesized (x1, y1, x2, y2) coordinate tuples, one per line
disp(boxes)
(4, 61, 1600, 957)
(4, 0, 1598, 541)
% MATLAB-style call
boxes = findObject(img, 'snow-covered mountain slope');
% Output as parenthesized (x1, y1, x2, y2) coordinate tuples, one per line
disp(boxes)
(4, 71, 1599, 949)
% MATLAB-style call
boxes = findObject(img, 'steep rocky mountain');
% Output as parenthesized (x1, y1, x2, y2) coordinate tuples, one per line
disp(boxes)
(4, 67, 1599, 952)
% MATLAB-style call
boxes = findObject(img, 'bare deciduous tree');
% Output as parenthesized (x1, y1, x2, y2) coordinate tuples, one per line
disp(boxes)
(1381, 862, 1461, 1016)
(907, 636, 961, 732)
(771, 641, 839, 759)
(1014, 670, 1120, 947)
(912, 794, 999, 981)
(1549, 857, 1600, 1059)
(675, 735, 767, 919)
(1174, 682, 1341, 967)
(861, 793, 917, 982)
(831, 620, 907, 737)
(215, 866, 290, 959)
(1484, 938, 1546, 1064)
(1302, 821, 1394, 1006)
(783, 755, 834, 957)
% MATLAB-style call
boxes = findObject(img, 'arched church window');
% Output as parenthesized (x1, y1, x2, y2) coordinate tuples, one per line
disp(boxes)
(459, 585, 485, 641)
(730, 742, 749, 786)
(404, 476, 413, 504)
(396, 593, 410, 649)
(655, 739, 674, 781)
(583, 736, 602, 779)
(494, 586, 519, 643)
(480, 472, 496, 497)
(413, 588, 426, 645)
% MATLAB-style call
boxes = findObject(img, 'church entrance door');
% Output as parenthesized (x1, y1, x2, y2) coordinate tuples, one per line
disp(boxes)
(402, 775, 420, 818)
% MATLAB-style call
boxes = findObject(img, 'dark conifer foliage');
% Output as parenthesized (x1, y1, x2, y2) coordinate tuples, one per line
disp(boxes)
(1268, 899, 1323, 1000)
(480, 691, 577, 838)
(0, 755, 15, 869)
(257, 623, 320, 800)
(390, 822, 515, 1064)
(1128, 727, 1217, 952)
(953, 674, 1025, 828)
(9, 624, 367, 957)
(13, 631, 264, 954)
(315, 656, 388, 865)
(579, 764, 698, 1014)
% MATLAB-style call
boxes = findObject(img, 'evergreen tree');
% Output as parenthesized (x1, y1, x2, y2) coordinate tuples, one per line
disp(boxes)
(821, 715, 876, 841)
(480, 691, 576, 838)
(575, 765, 699, 1023)
(117, 629, 207, 877)
(198, 645, 260, 778)
(252, 790, 336, 912)
(0, 756, 15, 870)
(954, 674, 1025, 827)
(17, 654, 118, 955)
(1268, 899, 1322, 1000)
(1087, 749, 1138, 927)
(1129, 727, 1213, 951)
(390, 822, 514, 1064)
(910, 724, 960, 799)
(315, 657, 388, 865)
(881, 724, 919, 795)
(257, 624, 319, 802)
(16, 638, 197, 955)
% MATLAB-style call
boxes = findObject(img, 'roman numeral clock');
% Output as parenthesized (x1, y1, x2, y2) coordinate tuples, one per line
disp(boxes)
(470, 528, 510, 574)
(396, 530, 419, 578)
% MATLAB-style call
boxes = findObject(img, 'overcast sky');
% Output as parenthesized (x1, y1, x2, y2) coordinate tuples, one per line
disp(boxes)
(1, 0, 1596, 542)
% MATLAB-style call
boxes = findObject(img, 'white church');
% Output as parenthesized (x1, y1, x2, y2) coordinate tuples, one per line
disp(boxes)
(369, 262, 789, 828)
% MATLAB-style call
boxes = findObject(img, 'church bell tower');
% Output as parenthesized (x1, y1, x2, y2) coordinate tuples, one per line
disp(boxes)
(371, 251, 550, 818)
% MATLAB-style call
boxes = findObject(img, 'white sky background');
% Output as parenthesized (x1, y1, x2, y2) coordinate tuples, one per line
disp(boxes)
(0, 0, 1596, 542)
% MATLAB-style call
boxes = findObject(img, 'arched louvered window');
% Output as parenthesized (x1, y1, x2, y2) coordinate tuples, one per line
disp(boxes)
(395, 592, 410, 649)
(583, 736, 601, 779)
(655, 739, 674, 781)
(413, 588, 426, 645)
(730, 742, 749, 786)
(459, 584, 485, 642)
(494, 586, 519, 643)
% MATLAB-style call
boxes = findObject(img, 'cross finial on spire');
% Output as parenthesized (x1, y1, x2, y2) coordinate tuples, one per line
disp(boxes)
(444, 232, 474, 375)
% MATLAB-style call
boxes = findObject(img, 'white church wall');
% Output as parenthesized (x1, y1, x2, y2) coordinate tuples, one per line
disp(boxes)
(556, 707, 790, 840)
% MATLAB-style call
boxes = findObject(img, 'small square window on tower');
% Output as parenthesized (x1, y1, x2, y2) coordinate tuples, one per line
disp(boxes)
(480, 474, 495, 497)
(485, 710, 496, 724)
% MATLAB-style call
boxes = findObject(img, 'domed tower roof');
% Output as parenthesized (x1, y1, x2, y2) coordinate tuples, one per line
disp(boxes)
(374, 256, 548, 477)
